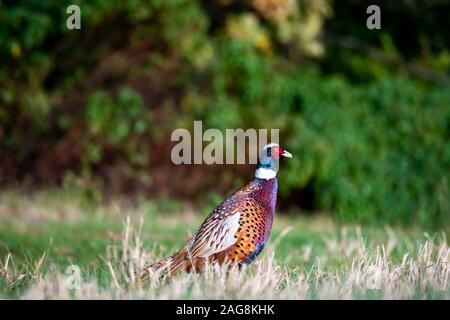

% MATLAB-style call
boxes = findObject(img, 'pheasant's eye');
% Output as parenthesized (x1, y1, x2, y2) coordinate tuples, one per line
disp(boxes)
(271, 146, 282, 160)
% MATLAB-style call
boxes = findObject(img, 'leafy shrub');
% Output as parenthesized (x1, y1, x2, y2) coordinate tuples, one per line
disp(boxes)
(0, 1, 448, 227)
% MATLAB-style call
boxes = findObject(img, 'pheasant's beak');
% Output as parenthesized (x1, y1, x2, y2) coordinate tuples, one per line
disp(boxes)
(281, 150, 293, 158)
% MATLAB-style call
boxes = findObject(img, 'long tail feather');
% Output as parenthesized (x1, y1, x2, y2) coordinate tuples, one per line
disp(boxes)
(141, 248, 188, 279)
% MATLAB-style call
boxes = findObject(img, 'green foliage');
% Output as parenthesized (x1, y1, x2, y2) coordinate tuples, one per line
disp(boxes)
(85, 87, 151, 162)
(279, 75, 450, 227)
(0, 1, 448, 227)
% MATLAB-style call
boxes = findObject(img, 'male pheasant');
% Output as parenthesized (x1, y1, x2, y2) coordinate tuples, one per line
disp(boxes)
(142, 143, 292, 277)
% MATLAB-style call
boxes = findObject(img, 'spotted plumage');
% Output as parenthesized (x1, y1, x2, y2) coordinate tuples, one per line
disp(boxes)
(142, 144, 292, 277)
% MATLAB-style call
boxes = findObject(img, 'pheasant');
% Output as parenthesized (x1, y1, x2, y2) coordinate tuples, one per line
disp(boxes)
(142, 143, 292, 277)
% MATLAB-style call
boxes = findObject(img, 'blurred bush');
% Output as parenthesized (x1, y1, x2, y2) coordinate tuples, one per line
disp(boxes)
(0, 0, 449, 227)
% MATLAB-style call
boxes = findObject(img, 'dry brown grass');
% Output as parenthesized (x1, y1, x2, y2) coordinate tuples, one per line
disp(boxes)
(7, 217, 447, 300)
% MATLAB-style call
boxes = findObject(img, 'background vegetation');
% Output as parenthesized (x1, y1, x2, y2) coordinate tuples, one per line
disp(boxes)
(0, 0, 449, 228)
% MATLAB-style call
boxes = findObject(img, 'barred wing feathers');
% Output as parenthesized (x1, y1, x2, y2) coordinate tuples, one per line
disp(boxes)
(188, 195, 245, 258)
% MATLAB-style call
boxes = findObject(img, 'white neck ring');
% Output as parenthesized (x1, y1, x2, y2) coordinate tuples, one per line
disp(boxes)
(255, 167, 277, 180)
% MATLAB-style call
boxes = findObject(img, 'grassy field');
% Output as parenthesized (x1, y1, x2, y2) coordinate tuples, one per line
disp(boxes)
(0, 190, 448, 299)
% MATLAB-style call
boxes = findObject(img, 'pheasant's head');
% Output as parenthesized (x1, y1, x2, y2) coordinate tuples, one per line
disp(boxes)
(255, 143, 292, 180)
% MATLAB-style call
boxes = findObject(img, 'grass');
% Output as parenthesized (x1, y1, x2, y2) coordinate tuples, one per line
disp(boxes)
(0, 189, 449, 299)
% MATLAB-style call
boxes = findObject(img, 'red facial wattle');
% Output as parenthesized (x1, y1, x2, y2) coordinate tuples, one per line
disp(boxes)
(272, 146, 282, 160)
